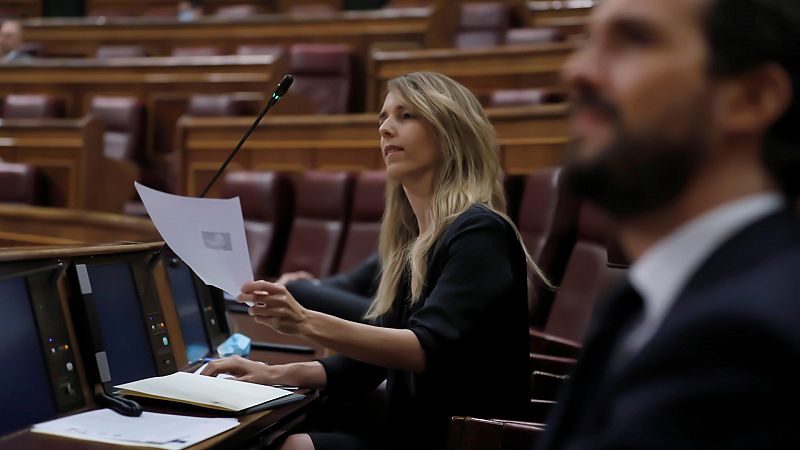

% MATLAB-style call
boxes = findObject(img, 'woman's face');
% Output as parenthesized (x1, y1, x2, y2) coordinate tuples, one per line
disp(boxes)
(378, 92, 441, 187)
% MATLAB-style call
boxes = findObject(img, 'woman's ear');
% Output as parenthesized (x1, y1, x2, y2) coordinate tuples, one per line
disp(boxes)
(716, 63, 792, 137)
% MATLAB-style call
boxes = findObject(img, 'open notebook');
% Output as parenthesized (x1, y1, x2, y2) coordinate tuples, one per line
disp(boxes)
(115, 372, 303, 415)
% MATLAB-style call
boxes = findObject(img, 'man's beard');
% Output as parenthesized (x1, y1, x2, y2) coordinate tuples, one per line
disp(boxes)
(563, 104, 711, 221)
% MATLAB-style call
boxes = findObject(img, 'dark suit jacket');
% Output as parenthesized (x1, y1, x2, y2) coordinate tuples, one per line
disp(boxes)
(286, 251, 379, 322)
(537, 208, 800, 450)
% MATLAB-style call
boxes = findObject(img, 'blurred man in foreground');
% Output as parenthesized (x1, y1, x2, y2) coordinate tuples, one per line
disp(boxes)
(538, 0, 800, 448)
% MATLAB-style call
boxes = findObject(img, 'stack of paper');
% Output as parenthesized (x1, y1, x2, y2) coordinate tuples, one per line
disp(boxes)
(114, 371, 295, 413)
(33, 409, 238, 450)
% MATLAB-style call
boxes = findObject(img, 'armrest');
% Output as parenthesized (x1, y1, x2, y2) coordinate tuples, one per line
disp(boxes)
(529, 327, 582, 358)
(530, 370, 568, 401)
(530, 353, 576, 376)
(448, 416, 544, 450)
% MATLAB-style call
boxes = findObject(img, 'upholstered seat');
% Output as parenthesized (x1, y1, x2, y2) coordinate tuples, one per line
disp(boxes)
(0, 161, 42, 205)
(280, 171, 354, 277)
(1, 94, 64, 119)
(455, 2, 512, 49)
(220, 171, 294, 279)
(96, 45, 148, 58)
(337, 170, 385, 273)
(89, 96, 145, 163)
(287, 44, 354, 114)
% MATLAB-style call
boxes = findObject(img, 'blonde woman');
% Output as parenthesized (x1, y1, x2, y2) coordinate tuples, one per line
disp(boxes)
(204, 72, 541, 450)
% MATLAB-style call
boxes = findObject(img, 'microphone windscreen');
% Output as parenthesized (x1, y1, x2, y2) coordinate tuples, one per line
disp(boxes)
(275, 75, 294, 97)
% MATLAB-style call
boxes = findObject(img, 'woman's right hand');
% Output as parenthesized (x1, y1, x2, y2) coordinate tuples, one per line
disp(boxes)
(200, 355, 274, 384)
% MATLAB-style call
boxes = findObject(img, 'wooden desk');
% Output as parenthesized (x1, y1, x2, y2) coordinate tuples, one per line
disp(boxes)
(0, 117, 139, 213)
(21, 8, 442, 60)
(0, 205, 158, 246)
(0, 392, 318, 450)
(368, 42, 575, 110)
(85, 0, 276, 16)
(0, 241, 322, 449)
(176, 103, 569, 196)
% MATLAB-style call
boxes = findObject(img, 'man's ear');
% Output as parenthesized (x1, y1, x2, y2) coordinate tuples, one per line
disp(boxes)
(716, 63, 792, 136)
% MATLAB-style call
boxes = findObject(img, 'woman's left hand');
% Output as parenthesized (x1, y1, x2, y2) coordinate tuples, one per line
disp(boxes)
(238, 280, 310, 335)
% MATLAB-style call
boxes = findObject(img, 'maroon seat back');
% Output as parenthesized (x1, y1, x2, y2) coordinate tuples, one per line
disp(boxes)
(214, 5, 263, 18)
(455, 2, 512, 49)
(544, 203, 625, 342)
(186, 94, 243, 117)
(505, 27, 565, 45)
(0, 161, 42, 204)
(517, 168, 580, 323)
(488, 88, 566, 108)
(220, 171, 294, 279)
(280, 171, 353, 277)
(337, 170, 386, 273)
(1, 94, 64, 119)
(235, 45, 284, 57)
(90, 96, 145, 163)
(96, 45, 148, 58)
(287, 44, 353, 114)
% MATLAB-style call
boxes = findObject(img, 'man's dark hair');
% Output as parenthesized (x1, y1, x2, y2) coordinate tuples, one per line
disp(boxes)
(704, 0, 800, 197)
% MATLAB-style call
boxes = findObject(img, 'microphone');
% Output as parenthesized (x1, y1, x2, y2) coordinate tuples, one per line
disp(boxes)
(198, 74, 294, 198)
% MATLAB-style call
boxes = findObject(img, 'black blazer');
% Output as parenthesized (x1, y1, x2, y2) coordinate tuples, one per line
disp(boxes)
(537, 208, 800, 450)
(321, 204, 531, 450)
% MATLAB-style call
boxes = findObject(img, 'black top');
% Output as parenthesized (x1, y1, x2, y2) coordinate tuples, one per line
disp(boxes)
(319, 204, 530, 449)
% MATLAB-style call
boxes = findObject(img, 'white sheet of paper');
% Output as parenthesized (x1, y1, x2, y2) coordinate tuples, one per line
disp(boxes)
(32, 409, 238, 450)
(135, 182, 253, 297)
(115, 371, 293, 412)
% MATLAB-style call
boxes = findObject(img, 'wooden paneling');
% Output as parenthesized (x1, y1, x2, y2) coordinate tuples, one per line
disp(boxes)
(368, 42, 574, 110)
(175, 104, 569, 196)
(0, 117, 139, 213)
(20, 8, 439, 60)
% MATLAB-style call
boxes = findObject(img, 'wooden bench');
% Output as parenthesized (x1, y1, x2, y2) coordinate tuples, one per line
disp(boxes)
(174, 103, 569, 196)
(20, 7, 444, 60)
(368, 42, 574, 110)
(0, 117, 138, 213)
(0, 54, 279, 160)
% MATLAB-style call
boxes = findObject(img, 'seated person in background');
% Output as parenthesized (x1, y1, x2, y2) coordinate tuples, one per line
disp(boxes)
(279, 252, 380, 323)
(204, 72, 545, 450)
(1, 20, 32, 63)
(177, 0, 203, 22)
(537, 0, 800, 448)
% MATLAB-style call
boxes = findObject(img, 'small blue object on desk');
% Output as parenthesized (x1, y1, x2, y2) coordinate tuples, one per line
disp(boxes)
(216, 333, 251, 357)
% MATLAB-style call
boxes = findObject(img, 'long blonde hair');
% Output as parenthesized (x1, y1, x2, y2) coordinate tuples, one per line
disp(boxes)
(366, 72, 548, 319)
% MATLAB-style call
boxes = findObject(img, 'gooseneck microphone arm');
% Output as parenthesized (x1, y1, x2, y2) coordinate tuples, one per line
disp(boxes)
(198, 74, 294, 198)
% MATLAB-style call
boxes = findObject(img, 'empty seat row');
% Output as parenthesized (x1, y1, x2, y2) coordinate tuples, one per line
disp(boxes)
(220, 170, 386, 282)
(223, 167, 625, 345)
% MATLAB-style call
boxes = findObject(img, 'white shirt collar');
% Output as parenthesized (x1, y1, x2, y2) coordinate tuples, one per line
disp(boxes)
(624, 192, 784, 354)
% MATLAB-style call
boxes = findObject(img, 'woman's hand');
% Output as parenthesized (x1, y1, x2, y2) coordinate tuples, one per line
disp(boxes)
(200, 355, 273, 384)
(239, 280, 311, 336)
